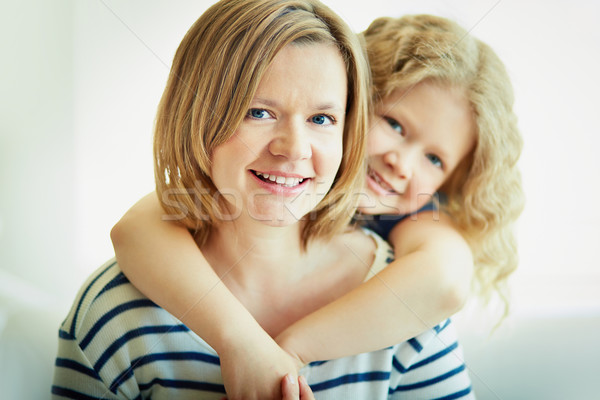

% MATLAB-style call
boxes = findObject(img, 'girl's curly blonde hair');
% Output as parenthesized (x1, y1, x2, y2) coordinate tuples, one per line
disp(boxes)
(362, 14, 525, 317)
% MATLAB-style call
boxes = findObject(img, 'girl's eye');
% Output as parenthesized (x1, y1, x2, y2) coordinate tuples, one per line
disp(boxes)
(247, 108, 270, 119)
(384, 117, 404, 135)
(426, 153, 443, 169)
(311, 114, 335, 126)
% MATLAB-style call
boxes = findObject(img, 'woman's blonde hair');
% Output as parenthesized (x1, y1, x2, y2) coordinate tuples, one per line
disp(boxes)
(362, 15, 525, 317)
(154, 0, 370, 247)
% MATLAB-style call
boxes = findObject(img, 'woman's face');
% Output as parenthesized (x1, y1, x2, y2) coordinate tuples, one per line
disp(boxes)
(211, 42, 348, 226)
(359, 81, 476, 216)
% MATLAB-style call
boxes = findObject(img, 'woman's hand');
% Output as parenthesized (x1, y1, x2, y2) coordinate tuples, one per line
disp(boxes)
(281, 374, 315, 400)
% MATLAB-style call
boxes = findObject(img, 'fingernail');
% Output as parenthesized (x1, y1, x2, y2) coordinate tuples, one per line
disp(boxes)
(286, 373, 296, 385)
(299, 375, 307, 385)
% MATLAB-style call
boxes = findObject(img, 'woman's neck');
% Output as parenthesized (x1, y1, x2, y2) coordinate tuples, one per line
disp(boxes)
(199, 219, 306, 287)
(200, 222, 377, 337)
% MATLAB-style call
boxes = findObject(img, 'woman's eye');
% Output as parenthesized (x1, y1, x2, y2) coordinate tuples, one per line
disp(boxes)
(384, 117, 404, 135)
(247, 108, 269, 119)
(311, 114, 335, 126)
(426, 154, 443, 169)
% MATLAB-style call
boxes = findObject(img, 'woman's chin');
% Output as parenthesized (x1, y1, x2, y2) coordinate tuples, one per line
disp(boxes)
(243, 202, 313, 227)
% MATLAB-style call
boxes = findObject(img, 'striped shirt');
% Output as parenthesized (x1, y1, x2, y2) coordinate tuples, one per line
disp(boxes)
(52, 232, 473, 399)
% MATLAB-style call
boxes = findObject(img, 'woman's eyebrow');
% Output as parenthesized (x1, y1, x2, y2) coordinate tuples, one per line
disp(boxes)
(316, 103, 345, 113)
(251, 97, 278, 107)
(253, 97, 344, 113)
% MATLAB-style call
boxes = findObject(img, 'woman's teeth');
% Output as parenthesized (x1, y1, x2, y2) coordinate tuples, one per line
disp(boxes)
(254, 171, 304, 187)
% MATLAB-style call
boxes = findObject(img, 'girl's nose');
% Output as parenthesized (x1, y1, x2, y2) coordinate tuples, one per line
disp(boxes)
(383, 146, 415, 179)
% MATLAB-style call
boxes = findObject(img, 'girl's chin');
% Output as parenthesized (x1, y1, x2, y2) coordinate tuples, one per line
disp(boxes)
(357, 196, 409, 216)
(357, 190, 403, 216)
(356, 205, 378, 215)
(356, 203, 401, 216)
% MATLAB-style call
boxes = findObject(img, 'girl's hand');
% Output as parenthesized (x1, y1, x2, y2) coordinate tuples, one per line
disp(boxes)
(281, 374, 315, 400)
(219, 335, 304, 400)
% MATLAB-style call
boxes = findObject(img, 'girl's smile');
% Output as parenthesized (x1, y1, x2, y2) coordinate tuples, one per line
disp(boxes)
(366, 165, 406, 195)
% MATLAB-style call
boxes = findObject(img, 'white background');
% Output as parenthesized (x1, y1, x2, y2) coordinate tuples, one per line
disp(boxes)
(1, 0, 599, 398)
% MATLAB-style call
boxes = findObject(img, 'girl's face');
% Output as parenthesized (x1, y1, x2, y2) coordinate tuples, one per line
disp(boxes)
(359, 81, 476, 216)
(211, 43, 348, 226)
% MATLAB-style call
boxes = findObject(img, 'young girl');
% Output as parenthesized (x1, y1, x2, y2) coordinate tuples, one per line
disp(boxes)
(111, 13, 523, 399)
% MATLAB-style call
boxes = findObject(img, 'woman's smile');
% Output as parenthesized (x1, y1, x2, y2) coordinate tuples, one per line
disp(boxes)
(250, 169, 310, 195)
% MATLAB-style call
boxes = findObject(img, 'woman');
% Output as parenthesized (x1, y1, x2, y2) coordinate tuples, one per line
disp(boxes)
(52, 1, 472, 399)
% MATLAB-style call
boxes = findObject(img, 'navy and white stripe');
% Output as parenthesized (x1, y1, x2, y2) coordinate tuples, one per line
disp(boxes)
(52, 260, 224, 399)
(52, 235, 473, 399)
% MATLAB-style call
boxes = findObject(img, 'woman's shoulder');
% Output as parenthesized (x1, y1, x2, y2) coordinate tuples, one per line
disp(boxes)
(58, 259, 171, 342)
(55, 259, 222, 397)
(326, 227, 393, 282)
(359, 228, 395, 281)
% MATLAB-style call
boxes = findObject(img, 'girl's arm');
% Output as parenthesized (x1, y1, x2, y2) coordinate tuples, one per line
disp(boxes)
(111, 192, 302, 400)
(275, 211, 473, 364)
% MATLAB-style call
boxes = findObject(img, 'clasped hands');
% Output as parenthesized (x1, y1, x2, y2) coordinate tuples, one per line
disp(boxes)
(218, 331, 316, 400)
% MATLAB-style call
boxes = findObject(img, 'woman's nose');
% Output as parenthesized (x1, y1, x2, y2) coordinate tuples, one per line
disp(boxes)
(268, 120, 312, 160)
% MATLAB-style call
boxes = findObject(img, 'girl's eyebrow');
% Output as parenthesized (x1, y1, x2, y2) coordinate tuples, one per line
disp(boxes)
(431, 146, 449, 162)
(383, 106, 453, 163)
(386, 105, 416, 132)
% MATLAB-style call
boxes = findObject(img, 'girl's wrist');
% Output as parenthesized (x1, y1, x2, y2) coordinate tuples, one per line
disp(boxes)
(207, 312, 271, 356)
(276, 328, 313, 366)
